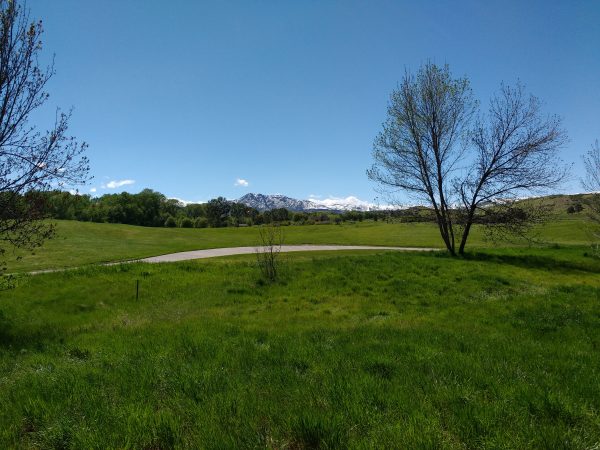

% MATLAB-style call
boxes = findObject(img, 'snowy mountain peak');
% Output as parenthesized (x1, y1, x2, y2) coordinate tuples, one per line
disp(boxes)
(237, 193, 380, 212)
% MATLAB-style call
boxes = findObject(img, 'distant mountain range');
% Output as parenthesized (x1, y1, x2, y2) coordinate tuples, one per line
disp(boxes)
(237, 193, 382, 212)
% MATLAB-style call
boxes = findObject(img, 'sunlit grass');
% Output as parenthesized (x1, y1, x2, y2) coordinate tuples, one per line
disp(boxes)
(8, 215, 593, 272)
(1, 248, 599, 447)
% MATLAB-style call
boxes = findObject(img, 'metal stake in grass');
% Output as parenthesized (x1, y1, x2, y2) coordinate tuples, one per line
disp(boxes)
(136, 279, 139, 301)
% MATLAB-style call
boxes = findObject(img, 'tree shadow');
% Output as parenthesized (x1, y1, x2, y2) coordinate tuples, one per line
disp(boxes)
(0, 314, 64, 351)
(460, 251, 600, 274)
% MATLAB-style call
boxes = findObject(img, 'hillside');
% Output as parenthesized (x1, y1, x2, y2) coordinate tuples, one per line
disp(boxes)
(7, 213, 594, 273)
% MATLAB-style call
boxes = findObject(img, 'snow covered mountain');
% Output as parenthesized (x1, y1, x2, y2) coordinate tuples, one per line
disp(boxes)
(237, 193, 380, 212)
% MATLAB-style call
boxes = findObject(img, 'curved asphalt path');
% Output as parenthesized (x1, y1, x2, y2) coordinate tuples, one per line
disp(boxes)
(23, 245, 439, 275)
(139, 245, 438, 263)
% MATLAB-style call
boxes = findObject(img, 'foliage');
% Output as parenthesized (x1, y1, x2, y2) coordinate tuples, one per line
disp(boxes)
(31, 188, 440, 230)
(179, 217, 193, 228)
(0, 0, 89, 275)
(164, 216, 177, 228)
(205, 197, 230, 228)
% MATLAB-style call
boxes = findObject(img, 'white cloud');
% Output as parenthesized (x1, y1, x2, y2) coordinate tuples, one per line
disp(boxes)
(102, 179, 135, 189)
(234, 178, 249, 187)
(90, 187, 97, 193)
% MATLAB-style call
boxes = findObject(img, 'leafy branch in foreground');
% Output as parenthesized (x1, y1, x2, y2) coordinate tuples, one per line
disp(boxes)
(0, 0, 89, 275)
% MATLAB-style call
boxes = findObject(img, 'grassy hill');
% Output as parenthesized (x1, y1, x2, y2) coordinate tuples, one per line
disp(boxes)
(6, 211, 595, 273)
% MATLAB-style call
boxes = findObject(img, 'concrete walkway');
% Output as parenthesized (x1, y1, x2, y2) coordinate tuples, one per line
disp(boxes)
(139, 245, 438, 263)
(21, 245, 439, 275)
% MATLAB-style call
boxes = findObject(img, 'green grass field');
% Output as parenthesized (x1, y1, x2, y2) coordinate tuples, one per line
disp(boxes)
(0, 247, 599, 448)
(1, 216, 599, 447)
(7, 216, 594, 273)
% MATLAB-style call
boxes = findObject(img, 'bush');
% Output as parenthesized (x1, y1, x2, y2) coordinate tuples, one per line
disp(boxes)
(567, 203, 584, 214)
(164, 216, 177, 228)
(194, 218, 208, 228)
(257, 224, 283, 282)
(180, 217, 194, 228)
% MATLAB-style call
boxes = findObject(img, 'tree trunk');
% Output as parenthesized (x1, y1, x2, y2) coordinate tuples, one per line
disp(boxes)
(458, 208, 476, 255)
(458, 222, 472, 255)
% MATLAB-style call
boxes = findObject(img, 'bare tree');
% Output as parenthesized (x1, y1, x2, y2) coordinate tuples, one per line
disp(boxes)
(256, 222, 283, 282)
(0, 0, 89, 273)
(582, 140, 600, 195)
(457, 83, 567, 253)
(369, 63, 568, 255)
(368, 63, 476, 255)
(582, 140, 600, 248)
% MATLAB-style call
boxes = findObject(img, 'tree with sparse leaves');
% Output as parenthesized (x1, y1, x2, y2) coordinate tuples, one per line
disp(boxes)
(0, 0, 89, 275)
(582, 140, 600, 249)
(369, 62, 567, 255)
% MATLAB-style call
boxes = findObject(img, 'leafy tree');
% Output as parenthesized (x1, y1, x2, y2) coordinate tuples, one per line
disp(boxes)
(0, 0, 89, 273)
(194, 217, 208, 228)
(205, 197, 230, 228)
(136, 189, 166, 226)
(229, 202, 248, 226)
(271, 208, 290, 223)
(164, 216, 177, 228)
(180, 217, 193, 228)
(292, 212, 307, 223)
(185, 203, 206, 219)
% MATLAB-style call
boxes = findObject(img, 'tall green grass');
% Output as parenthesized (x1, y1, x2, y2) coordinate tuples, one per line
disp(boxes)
(1, 248, 599, 447)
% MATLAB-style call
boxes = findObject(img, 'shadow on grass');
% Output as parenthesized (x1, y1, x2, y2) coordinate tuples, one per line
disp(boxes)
(0, 312, 63, 351)
(457, 251, 600, 274)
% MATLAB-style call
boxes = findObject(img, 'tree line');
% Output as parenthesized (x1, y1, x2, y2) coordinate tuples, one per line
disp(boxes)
(37, 189, 424, 228)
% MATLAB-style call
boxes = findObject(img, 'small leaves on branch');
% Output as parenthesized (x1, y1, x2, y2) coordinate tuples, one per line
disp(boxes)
(0, 0, 89, 275)
(256, 223, 283, 282)
(369, 62, 568, 255)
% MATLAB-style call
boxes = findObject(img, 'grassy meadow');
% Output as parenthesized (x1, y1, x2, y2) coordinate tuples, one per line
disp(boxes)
(0, 248, 599, 448)
(1, 211, 599, 448)
(7, 213, 594, 273)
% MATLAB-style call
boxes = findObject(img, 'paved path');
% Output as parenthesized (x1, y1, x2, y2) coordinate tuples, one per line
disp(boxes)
(21, 245, 439, 275)
(139, 245, 438, 263)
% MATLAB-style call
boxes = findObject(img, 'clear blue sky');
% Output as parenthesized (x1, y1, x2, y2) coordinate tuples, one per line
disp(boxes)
(28, 0, 600, 203)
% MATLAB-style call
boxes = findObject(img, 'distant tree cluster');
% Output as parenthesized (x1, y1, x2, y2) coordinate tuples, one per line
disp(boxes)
(27, 189, 446, 229)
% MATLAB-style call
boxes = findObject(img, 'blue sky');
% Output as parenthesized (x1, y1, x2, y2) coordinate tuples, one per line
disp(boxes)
(28, 0, 600, 204)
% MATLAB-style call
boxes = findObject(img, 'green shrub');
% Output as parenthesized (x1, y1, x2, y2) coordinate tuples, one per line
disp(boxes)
(180, 217, 194, 228)
(194, 218, 208, 228)
(164, 216, 177, 228)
